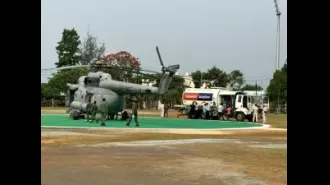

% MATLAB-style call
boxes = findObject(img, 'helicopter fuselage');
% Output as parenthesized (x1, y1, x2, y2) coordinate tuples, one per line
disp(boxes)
(68, 71, 160, 115)
(70, 86, 125, 114)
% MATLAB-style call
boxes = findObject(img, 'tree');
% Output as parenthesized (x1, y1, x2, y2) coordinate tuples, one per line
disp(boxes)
(79, 31, 106, 65)
(204, 66, 229, 87)
(46, 68, 89, 97)
(267, 60, 287, 104)
(55, 28, 81, 67)
(41, 83, 47, 99)
(241, 84, 263, 91)
(191, 70, 206, 88)
(100, 51, 140, 81)
(228, 70, 245, 90)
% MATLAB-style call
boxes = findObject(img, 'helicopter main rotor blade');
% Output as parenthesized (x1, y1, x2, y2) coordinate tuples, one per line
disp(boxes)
(138, 68, 160, 73)
(156, 46, 164, 67)
(41, 65, 90, 72)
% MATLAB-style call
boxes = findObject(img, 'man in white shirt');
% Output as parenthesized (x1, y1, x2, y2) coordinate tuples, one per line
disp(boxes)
(217, 103, 224, 120)
(252, 104, 259, 122)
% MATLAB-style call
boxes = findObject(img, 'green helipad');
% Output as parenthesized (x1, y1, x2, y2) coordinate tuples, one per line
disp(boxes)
(41, 114, 264, 130)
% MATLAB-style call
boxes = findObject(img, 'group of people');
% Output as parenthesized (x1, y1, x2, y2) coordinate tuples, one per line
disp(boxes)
(217, 103, 232, 120)
(252, 103, 268, 124)
(85, 97, 140, 127)
(189, 101, 269, 123)
(188, 101, 232, 120)
(85, 98, 108, 126)
(159, 102, 169, 118)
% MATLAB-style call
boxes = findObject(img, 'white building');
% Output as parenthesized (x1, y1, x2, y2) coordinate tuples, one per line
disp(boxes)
(183, 72, 195, 88)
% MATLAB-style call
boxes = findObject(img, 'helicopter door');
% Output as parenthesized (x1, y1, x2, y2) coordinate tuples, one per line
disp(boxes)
(85, 93, 93, 103)
(67, 90, 76, 104)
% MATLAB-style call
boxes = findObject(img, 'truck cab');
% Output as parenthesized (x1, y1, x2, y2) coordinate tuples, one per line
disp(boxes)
(234, 92, 254, 121)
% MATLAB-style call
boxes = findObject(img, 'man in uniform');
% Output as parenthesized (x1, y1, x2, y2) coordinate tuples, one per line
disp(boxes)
(99, 98, 108, 126)
(252, 104, 259, 123)
(90, 101, 98, 123)
(262, 104, 268, 124)
(164, 102, 169, 118)
(126, 96, 140, 127)
(85, 100, 92, 122)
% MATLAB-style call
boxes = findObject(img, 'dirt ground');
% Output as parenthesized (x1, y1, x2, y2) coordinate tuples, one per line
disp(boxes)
(41, 108, 287, 185)
(41, 127, 287, 185)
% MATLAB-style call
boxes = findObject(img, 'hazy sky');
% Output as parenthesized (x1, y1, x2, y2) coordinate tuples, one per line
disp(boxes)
(41, 0, 287, 87)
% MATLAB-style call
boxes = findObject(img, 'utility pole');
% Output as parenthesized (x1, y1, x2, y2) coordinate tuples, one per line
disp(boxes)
(273, 0, 282, 113)
(274, 0, 281, 71)
(255, 81, 258, 96)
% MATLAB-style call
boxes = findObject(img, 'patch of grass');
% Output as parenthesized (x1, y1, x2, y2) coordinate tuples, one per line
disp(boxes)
(267, 114, 287, 129)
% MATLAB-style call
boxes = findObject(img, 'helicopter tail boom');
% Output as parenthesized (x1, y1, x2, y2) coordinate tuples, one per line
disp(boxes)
(99, 80, 159, 95)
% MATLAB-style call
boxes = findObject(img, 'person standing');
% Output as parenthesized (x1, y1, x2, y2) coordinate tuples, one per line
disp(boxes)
(225, 105, 232, 121)
(188, 102, 196, 119)
(90, 101, 98, 123)
(252, 104, 259, 123)
(85, 101, 92, 122)
(164, 103, 169, 118)
(99, 98, 108, 126)
(159, 102, 164, 117)
(204, 103, 210, 120)
(126, 96, 140, 127)
(218, 103, 224, 120)
(262, 105, 268, 124)
(194, 102, 199, 119)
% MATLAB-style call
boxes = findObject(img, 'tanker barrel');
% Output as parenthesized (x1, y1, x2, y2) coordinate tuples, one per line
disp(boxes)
(99, 80, 158, 95)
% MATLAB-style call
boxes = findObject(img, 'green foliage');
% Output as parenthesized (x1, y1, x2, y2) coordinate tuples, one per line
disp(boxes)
(267, 60, 287, 104)
(191, 67, 244, 89)
(80, 31, 106, 65)
(41, 83, 47, 99)
(45, 68, 89, 98)
(191, 70, 205, 88)
(241, 84, 263, 91)
(228, 70, 245, 90)
(55, 28, 81, 67)
(204, 66, 229, 87)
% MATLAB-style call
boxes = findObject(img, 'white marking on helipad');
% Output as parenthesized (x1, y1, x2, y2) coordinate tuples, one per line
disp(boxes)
(41, 114, 269, 131)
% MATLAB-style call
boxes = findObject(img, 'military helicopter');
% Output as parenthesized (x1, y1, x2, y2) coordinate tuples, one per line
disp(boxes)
(41, 46, 180, 120)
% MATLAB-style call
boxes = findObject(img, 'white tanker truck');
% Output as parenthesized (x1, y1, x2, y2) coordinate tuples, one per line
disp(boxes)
(175, 87, 269, 121)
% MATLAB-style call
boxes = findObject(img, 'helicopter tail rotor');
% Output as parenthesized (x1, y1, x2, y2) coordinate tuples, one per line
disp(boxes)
(156, 46, 180, 75)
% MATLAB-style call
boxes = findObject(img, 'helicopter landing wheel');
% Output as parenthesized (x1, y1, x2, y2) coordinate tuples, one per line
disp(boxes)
(71, 110, 80, 120)
(121, 111, 128, 121)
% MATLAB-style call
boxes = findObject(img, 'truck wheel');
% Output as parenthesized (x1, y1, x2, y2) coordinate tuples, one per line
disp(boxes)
(236, 112, 245, 121)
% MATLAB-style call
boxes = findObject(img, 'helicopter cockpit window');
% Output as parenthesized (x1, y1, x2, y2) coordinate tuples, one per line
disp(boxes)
(84, 77, 100, 87)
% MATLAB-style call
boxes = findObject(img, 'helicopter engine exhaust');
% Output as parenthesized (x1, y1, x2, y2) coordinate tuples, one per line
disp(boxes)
(70, 101, 87, 112)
